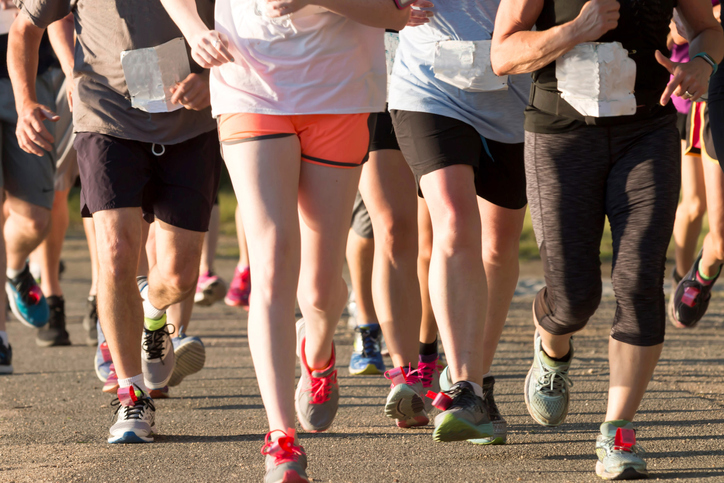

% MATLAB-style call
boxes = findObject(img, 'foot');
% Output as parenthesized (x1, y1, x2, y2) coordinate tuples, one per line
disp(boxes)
(0, 339, 12, 374)
(469, 376, 507, 445)
(225, 265, 250, 309)
(671, 249, 720, 328)
(108, 385, 157, 444)
(418, 354, 440, 413)
(295, 319, 339, 433)
(95, 327, 112, 382)
(35, 296, 71, 347)
(103, 363, 119, 393)
(384, 366, 428, 428)
(348, 324, 385, 375)
(194, 271, 227, 306)
(149, 386, 169, 399)
(82, 295, 98, 346)
(524, 332, 573, 427)
(431, 381, 493, 442)
(169, 330, 206, 387)
(262, 429, 309, 483)
(6, 264, 49, 328)
(141, 314, 175, 389)
(595, 421, 648, 480)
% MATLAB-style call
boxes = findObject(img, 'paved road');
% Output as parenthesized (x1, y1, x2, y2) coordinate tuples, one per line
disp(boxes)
(1, 237, 723, 482)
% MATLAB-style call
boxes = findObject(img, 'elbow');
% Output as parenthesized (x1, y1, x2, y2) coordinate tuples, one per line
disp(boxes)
(388, 9, 410, 31)
(490, 52, 511, 76)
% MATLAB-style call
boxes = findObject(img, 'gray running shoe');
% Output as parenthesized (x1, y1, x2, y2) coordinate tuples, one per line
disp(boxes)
(432, 381, 493, 442)
(294, 319, 339, 432)
(524, 332, 573, 427)
(108, 386, 156, 444)
(595, 421, 648, 480)
(384, 366, 428, 428)
(141, 314, 175, 389)
(168, 330, 206, 387)
(262, 430, 309, 483)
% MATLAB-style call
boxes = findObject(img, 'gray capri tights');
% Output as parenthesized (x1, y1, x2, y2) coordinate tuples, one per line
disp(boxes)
(526, 114, 680, 346)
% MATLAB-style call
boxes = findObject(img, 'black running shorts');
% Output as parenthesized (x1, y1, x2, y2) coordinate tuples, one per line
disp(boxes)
(75, 130, 222, 232)
(390, 110, 526, 209)
(369, 107, 400, 152)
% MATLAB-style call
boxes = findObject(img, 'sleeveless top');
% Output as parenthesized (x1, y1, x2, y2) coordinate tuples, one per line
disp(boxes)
(525, 0, 677, 133)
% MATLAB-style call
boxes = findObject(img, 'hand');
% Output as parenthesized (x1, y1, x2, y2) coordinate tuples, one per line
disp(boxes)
(264, 0, 311, 17)
(188, 30, 234, 68)
(573, 0, 620, 43)
(406, 0, 433, 27)
(16, 103, 59, 156)
(170, 72, 211, 111)
(656, 50, 712, 105)
(0, 0, 18, 11)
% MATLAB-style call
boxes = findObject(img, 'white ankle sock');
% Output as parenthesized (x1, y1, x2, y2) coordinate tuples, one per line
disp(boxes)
(0, 331, 8, 346)
(118, 373, 147, 393)
(140, 285, 165, 320)
(6, 266, 24, 279)
(467, 381, 484, 399)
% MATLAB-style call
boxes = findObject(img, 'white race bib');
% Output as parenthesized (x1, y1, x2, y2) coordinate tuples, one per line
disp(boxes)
(433, 40, 508, 92)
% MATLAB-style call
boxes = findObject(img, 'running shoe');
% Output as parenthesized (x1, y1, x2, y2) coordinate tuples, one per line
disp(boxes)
(671, 249, 720, 328)
(384, 365, 428, 428)
(95, 324, 112, 382)
(169, 330, 206, 387)
(595, 421, 648, 480)
(261, 429, 309, 483)
(295, 319, 339, 433)
(470, 376, 507, 445)
(108, 385, 156, 444)
(82, 295, 98, 346)
(103, 363, 119, 393)
(141, 314, 175, 390)
(348, 324, 385, 375)
(418, 355, 440, 412)
(524, 332, 573, 427)
(5, 264, 49, 328)
(35, 295, 71, 347)
(194, 271, 227, 306)
(225, 265, 251, 308)
(149, 386, 169, 399)
(0, 339, 12, 374)
(431, 381, 493, 442)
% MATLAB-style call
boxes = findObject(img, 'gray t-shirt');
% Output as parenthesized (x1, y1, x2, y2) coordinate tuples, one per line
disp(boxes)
(388, 0, 530, 144)
(16, 0, 216, 145)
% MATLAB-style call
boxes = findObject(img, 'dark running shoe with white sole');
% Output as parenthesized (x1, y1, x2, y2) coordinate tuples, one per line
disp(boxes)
(0, 339, 12, 374)
(671, 249, 720, 328)
(35, 296, 71, 347)
(431, 381, 493, 442)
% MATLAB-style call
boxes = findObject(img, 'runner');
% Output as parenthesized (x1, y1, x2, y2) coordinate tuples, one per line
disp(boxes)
(161, 2, 409, 480)
(11, 0, 222, 444)
(492, 0, 722, 478)
(389, 0, 529, 444)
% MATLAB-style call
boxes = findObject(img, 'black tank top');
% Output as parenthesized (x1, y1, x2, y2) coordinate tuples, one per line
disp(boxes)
(525, 0, 677, 133)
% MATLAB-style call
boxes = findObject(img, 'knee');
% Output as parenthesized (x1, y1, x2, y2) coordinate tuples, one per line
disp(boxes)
(433, 206, 481, 256)
(374, 211, 418, 260)
(98, 233, 139, 281)
(251, 230, 300, 292)
(17, 207, 51, 240)
(679, 196, 707, 222)
(158, 263, 199, 297)
(483, 236, 521, 269)
(538, 281, 601, 332)
(299, 277, 346, 316)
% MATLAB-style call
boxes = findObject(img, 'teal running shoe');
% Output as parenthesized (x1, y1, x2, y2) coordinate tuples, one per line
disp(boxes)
(595, 421, 648, 480)
(524, 332, 573, 427)
(348, 324, 385, 375)
(6, 264, 49, 328)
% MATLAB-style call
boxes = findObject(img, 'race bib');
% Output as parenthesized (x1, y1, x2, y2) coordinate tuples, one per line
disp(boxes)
(120, 38, 190, 114)
(433, 40, 508, 92)
(556, 42, 637, 118)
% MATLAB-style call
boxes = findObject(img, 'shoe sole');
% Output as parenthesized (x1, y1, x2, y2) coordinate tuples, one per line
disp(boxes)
(595, 461, 649, 480)
(468, 421, 508, 445)
(194, 281, 226, 306)
(0, 365, 13, 374)
(35, 336, 71, 347)
(385, 384, 428, 428)
(432, 412, 494, 442)
(168, 340, 206, 387)
(149, 388, 169, 399)
(224, 295, 249, 310)
(348, 363, 383, 376)
(268, 470, 309, 483)
(5, 283, 48, 329)
(108, 430, 155, 444)
(103, 382, 119, 394)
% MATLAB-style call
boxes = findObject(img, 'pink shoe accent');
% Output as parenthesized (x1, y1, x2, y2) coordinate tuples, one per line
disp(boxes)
(613, 427, 636, 451)
(417, 357, 439, 389)
(117, 385, 139, 406)
(196, 271, 218, 293)
(426, 390, 453, 411)
(261, 429, 305, 464)
(100, 342, 112, 363)
(225, 266, 251, 308)
(682, 286, 700, 308)
(384, 364, 421, 388)
(299, 338, 338, 405)
(27, 285, 42, 305)
(103, 364, 119, 394)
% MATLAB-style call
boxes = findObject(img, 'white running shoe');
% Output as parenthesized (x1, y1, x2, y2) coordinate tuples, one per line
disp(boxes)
(108, 386, 156, 444)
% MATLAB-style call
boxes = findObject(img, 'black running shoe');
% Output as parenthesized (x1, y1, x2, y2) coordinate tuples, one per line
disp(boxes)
(82, 295, 98, 346)
(469, 376, 507, 445)
(0, 339, 12, 374)
(671, 249, 720, 328)
(432, 381, 493, 442)
(36, 295, 71, 347)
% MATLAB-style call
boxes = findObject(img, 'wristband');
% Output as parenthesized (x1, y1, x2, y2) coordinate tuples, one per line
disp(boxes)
(393, 0, 415, 8)
(692, 52, 718, 76)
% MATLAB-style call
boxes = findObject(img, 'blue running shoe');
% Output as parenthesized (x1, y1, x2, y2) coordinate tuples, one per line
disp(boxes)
(169, 330, 206, 387)
(6, 264, 49, 328)
(348, 324, 385, 375)
(0, 339, 12, 374)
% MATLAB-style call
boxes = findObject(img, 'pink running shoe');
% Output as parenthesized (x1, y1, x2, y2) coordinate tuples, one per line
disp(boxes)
(261, 429, 309, 483)
(103, 363, 119, 394)
(418, 355, 441, 413)
(225, 265, 251, 309)
(384, 365, 429, 428)
(194, 271, 227, 306)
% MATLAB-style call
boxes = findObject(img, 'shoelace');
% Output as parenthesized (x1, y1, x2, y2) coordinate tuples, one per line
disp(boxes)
(142, 324, 175, 361)
(417, 360, 437, 388)
(444, 383, 480, 410)
(308, 371, 336, 404)
(110, 388, 155, 421)
(354, 326, 380, 358)
(536, 361, 573, 396)
(261, 429, 304, 464)
(384, 364, 422, 386)
(11, 269, 41, 305)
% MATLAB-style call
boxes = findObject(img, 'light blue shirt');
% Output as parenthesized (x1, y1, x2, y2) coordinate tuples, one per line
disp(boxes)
(388, 0, 530, 143)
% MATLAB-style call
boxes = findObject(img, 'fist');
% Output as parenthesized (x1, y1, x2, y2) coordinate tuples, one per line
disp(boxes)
(575, 0, 620, 42)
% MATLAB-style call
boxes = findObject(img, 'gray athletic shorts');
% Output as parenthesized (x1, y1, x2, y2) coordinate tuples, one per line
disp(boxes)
(350, 191, 373, 239)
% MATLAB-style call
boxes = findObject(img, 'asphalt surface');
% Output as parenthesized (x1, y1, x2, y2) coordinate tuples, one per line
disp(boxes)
(1, 237, 723, 482)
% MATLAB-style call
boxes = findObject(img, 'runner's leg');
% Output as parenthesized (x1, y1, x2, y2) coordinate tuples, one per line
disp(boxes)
(698, 159, 724, 277)
(345, 228, 377, 326)
(673, 148, 706, 278)
(417, 198, 438, 345)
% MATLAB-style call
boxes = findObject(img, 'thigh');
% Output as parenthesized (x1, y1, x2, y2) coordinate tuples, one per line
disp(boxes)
(152, 130, 222, 232)
(152, 219, 205, 272)
(476, 139, 527, 210)
(3, 121, 55, 210)
(478, 197, 526, 255)
(702, 157, 724, 243)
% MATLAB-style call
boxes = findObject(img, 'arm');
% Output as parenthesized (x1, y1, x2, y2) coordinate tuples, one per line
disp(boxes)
(491, 0, 619, 76)
(266, 0, 411, 30)
(47, 14, 74, 111)
(7, 12, 59, 156)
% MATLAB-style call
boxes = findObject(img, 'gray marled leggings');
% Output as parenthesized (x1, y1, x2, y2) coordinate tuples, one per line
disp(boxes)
(526, 115, 680, 346)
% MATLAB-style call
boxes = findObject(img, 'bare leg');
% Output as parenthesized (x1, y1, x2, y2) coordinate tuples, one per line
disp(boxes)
(200, 204, 220, 274)
(235, 204, 250, 269)
(673, 147, 706, 277)
(698, 159, 724, 277)
(345, 229, 378, 325)
(5, 195, 51, 273)
(417, 198, 437, 345)
(605, 339, 663, 422)
(83, 217, 99, 297)
(33, 188, 70, 297)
